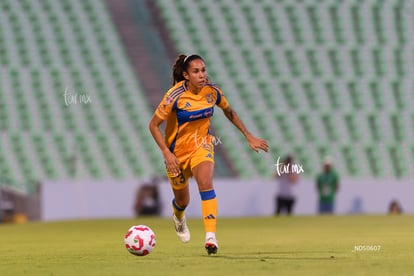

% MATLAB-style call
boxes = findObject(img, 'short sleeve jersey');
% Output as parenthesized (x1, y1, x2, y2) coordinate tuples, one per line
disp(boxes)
(316, 171, 339, 203)
(155, 80, 229, 161)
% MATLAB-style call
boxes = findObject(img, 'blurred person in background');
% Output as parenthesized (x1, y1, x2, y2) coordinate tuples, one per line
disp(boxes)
(149, 54, 268, 255)
(388, 200, 402, 214)
(316, 157, 339, 214)
(274, 155, 299, 216)
(134, 177, 161, 217)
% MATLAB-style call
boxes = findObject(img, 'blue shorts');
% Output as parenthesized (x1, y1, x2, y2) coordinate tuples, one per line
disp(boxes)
(319, 202, 334, 214)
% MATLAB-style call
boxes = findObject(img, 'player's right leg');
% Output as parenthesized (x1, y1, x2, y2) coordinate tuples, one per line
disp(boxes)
(169, 170, 191, 243)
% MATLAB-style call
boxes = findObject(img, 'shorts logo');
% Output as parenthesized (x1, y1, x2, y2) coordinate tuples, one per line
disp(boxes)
(202, 143, 214, 152)
(205, 153, 213, 159)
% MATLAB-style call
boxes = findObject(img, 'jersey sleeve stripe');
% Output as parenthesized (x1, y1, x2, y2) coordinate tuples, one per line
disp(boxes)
(169, 87, 185, 99)
(214, 87, 222, 105)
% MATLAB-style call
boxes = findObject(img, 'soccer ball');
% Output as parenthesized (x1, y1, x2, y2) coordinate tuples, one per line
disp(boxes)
(124, 225, 156, 256)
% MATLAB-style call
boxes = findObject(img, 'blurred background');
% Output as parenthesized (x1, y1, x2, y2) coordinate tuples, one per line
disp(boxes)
(0, 0, 413, 223)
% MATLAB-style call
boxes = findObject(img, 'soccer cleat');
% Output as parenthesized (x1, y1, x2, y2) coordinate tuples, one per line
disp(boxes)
(173, 214, 190, 243)
(205, 237, 218, 255)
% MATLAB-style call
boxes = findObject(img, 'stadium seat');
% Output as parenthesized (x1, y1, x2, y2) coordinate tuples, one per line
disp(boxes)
(391, 144, 406, 176)
(2, 0, 166, 182)
(365, 145, 383, 177)
(369, 81, 384, 110)
(154, 0, 414, 178)
(323, 82, 340, 110)
(341, 145, 360, 177)
(1, 0, 413, 183)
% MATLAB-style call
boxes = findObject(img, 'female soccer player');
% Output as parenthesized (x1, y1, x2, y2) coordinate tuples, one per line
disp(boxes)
(149, 54, 268, 254)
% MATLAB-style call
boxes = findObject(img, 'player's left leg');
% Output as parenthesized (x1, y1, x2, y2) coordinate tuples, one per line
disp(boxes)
(192, 161, 218, 255)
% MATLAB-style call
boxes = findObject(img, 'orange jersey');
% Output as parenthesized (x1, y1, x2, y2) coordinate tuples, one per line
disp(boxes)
(155, 80, 229, 162)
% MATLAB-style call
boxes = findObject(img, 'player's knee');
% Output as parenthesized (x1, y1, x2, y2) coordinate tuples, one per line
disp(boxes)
(197, 180, 213, 191)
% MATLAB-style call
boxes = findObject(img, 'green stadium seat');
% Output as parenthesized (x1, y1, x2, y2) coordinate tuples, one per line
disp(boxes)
(280, 81, 299, 110)
(302, 81, 319, 109)
(372, 48, 385, 77)
(226, 145, 251, 178)
(251, 110, 273, 141)
(262, 49, 281, 77)
(0, 143, 12, 179)
(306, 6, 324, 44)
(367, 114, 382, 142)
(365, 145, 383, 177)
(390, 114, 404, 141)
(33, 134, 59, 179)
(285, 5, 303, 44)
(263, 5, 283, 44)
(344, 114, 360, 142)
(297, 113, 316, 142)
(388, 145, 406, 178)
(341, 145, 360, 177)
(321, 114, 340, 142)
(351, 5, 364, 44)
(372, 5, 386, 45)
(275, 113, 295, 143)
(2, 0, 414, 182)
(306, 49, 322, 77)
(369, 81, 384, 110)
(328, 49, 342, 77)
(284, 50, 301, 77)
(0, 89, 9, 130)
(350, 49, 363, 76)
(411, 144, 414, 165)
(391, 81, 405, 110)
(393, 48, 405, 77)
(347, 81, 363, 110)
(324, 82, 340, 110)
(292, 144, 313, 177)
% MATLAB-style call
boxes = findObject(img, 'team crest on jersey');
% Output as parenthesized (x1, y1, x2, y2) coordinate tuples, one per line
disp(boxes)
(205, 93, 214, 104)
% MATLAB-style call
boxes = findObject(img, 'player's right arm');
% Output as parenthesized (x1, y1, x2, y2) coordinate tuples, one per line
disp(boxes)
(149, 114, 181, 176)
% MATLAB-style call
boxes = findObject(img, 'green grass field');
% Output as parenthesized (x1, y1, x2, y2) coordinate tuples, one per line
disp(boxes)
(0, 215, 413, 276)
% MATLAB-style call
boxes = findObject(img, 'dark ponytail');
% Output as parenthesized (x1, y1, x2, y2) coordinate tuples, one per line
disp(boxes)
(172, 54, 187, 85)
(172, 54, 204, 85)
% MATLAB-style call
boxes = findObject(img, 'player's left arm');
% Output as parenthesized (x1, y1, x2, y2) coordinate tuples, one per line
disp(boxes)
(222, 106, 269, 153)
